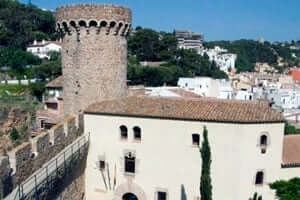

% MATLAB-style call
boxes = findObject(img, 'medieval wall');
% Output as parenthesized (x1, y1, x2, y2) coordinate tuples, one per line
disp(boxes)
(0, 115, 84, 199)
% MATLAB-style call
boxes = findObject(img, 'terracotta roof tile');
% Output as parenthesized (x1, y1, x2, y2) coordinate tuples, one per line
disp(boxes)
(85, 96, 284, 123)
(46, 76, 63, 88)
(282, 135, 300, 166)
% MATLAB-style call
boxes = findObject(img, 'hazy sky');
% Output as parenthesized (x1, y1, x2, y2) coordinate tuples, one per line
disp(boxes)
(20, 0, 300, 42)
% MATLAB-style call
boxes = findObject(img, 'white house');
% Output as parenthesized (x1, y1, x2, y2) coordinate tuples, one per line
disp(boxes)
(199, 46, 237, 73)
(235, 89, 254, 101)
(26, 40, 62, 59)
(83, 96, 285, 200)
(271, 89, 300, 110)
(178, 77, 233, 99)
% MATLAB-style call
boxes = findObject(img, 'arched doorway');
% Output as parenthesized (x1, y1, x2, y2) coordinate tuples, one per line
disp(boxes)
(122, 193, 138, 200)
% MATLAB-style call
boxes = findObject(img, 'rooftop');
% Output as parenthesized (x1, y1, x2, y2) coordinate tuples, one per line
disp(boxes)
(46, 76, 63, 88)
(282, 135, 300, 167)
(85, 96, 284, 123)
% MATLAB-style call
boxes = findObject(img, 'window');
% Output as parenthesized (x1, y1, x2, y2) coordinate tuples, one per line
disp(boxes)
(120, 125, 128, 140)
(40, 120, 45, 129)
(157, 191, 167, 200)
(99, 160, 105, 170)
(133, 126, 141, 141)
(125, 153, 135, 173)
(255, 171, 264, 185)
(260, 135, 267, 146)
(260, 134, 268, 154)
(192, 134, 200, 146)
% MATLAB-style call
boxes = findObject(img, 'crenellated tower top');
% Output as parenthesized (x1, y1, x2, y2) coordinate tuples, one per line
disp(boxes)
(56, 4, 132, 36)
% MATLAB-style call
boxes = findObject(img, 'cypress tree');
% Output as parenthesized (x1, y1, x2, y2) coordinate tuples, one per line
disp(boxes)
(200, 126, 212, 200)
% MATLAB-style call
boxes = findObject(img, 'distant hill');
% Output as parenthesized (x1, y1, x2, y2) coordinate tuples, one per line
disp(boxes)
(0, 0, 57, 49)
(204, 40, 300, 72)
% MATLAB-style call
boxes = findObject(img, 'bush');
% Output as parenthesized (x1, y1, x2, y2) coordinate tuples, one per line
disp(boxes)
(10, 128, 19, 141)
(284, 122, 300, 135)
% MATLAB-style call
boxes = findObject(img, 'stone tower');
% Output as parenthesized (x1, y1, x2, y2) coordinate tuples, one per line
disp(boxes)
(56, 4, 132, 117)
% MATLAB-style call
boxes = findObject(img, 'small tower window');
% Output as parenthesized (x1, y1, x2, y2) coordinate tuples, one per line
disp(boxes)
(125, 153, 135, 173)
(133, 126, 141, 141)
(120, 125, 128, 140)
(260, 134, 268, 154)
(157, 191, 167, 200)
(260, 135, 267, 146)
(99, 160, 105, 170)
(192, 134, 200, 146)
(255, 171, 264, 185)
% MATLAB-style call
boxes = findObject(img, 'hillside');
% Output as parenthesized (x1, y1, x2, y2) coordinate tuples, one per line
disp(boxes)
(0, 0, 57, 49)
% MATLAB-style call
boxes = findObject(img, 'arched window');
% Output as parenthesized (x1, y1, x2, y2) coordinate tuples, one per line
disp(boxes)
(120, 125, 128, 140)
(133, 126, 141, 141)
(100, 21, 107, 27)
(192, 134, 200, 146)
(89, 20, 97, 27)
(70, 21, 76, 28)
(125, 152, 135, 173)
(122, 193, 138, 200)
(79, 20, 87, 27)
(255, 171, 264, 185)
(110, 21, 116, 28)
(260, 135, 268, 146)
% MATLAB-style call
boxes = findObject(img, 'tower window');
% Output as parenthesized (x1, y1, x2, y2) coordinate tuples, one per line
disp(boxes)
(255, 171, 264, 185)
(157, 191, 167, 200)
(125, 153, 135, 173)
(120, 125, 128, 140)
(260, 135, 268, 146)
(192, 134, 200, 146)
(99, 160, 105, 170)
(260, 134, 268, 154)
(133, 126, 141, 141)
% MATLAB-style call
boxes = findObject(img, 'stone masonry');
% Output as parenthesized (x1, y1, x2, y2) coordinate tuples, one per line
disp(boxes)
(56, 4, 132, 117)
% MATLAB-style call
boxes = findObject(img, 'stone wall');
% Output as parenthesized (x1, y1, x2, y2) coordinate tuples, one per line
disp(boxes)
(0, 157, 11, 199)
(0, 114, 84, 199)
(56, 4, 132, 117)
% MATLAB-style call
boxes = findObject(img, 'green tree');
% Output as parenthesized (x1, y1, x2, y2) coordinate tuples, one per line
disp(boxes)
(0, 0, 57, 48)
(284, 122, 300, 135)
(200, 126, 212, 200)
(0, 47, 41, 77)
(270, 178, 300, 200)
(10, 127, 19, 141)
(249, 192, 262, 200)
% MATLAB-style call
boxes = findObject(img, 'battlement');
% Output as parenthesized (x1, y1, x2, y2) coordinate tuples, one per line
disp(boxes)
(56, 4, 132, 36)
(3, 115, 83, 187)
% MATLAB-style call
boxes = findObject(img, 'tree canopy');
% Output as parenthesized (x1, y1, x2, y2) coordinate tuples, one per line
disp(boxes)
(200, 126, 213, 200)
(270, 178, 300, 200)
(0, 0, 57, 49)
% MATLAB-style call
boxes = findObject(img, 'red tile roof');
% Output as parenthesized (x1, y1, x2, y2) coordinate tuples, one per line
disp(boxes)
(289, 69, 300, 83)
(85, 96, 284, 123)
(282, 135, 300, 166)
(46, 76, 63, 88)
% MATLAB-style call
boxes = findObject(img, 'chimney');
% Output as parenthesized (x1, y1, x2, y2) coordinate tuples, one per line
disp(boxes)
(42, 39, 46, 44)
(33, 40, 37, 45)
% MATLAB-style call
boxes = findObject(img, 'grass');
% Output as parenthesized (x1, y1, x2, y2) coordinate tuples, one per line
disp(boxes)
(0, 84, 27, 96)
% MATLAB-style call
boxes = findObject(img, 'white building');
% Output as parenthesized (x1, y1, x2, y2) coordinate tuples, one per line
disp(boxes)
(271, 89, 300, 110)
(200, 46, 237, 73)
(26, 40, 62, 59)
(83, 96, 285, 200)
(235, 89, 254, 101)
(178, 77, 233, 99)
(175, 30, 204, 54)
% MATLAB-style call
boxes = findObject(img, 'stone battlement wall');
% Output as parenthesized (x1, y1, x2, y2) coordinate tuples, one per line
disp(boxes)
(56, 4, 131, 23)
(56, 4, 132, 37)
(0, 115, 83, 198)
